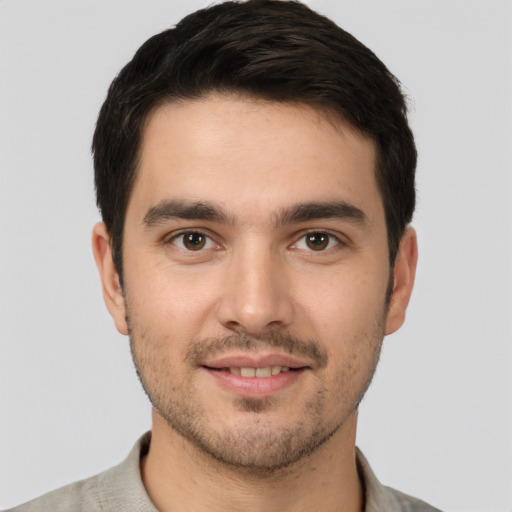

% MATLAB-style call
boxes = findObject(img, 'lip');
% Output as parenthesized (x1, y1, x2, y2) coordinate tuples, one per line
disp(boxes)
(204, 367, 307, 397)
(201, 353, 311, 398)
(203, 353, 310, 370)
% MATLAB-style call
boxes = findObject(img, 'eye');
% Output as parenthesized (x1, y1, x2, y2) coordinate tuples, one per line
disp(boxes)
(294, 232, 340, 251)
(170, 231, 216, 251)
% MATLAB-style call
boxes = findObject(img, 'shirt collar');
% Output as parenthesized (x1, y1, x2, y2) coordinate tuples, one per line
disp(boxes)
(96, 432, 158, 511)
(99, 432, 410, 512)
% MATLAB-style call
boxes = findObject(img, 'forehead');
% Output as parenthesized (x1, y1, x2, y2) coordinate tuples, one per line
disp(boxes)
(129, 94, 382, 225)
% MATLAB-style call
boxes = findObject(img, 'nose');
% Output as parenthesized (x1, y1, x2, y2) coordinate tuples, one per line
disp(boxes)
(216, 242, 295, 336)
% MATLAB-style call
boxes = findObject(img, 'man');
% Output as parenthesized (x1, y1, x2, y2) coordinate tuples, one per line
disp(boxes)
(8, 1, 440, 511)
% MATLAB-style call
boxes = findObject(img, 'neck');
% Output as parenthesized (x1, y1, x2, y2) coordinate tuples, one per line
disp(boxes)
(141, 410, 364, 512)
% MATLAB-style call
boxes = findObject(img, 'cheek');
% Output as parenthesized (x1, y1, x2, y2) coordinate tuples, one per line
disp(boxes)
(123, 261, 222, 341)
(298, 266, 389, 336)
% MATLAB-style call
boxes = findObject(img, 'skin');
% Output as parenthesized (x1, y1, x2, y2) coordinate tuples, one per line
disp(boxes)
(93, 93, 417, 512)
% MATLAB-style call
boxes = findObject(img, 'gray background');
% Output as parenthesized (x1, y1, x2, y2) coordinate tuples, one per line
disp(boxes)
(1, 1, 511, 510)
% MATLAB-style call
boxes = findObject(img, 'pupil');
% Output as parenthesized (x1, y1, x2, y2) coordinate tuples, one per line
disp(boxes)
(185, 233, 205, 250)
(307, 233, 328, 250)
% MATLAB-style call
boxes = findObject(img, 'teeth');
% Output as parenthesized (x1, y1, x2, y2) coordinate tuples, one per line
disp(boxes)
(271, 366, 281, 376)
(240, 367, 256, 377)
(255, 367, 271, 378)
(229, 366, 291, 377)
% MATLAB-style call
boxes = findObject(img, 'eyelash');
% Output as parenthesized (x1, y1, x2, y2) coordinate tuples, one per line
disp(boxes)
(292, 231, 342, 252)
(166, 230, 343, 253)
(167, 231, 219, 251)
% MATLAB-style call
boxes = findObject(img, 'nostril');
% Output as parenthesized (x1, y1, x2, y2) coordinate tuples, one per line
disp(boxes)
(224, 321, 242, 332)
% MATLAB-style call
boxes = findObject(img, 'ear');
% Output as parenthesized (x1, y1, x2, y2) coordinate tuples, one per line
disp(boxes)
(91, 222, 129, 335)
(385, 227, 418, 335)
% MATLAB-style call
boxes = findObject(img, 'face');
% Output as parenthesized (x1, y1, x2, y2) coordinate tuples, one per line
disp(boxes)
(93, 93, 417, 471)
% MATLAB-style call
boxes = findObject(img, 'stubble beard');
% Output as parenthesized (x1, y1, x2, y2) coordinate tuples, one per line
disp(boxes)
(128, 311, 385, 473)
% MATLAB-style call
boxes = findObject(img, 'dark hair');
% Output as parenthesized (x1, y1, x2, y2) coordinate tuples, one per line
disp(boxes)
(93, 0, 416, 279)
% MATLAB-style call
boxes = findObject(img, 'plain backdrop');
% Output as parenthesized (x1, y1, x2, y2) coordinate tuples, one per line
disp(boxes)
(1, 1, 511, 511)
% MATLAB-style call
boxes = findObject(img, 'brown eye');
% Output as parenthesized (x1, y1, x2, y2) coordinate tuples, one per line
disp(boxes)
(305, 233, 330, 251)
(169, 231, 217, 252)
(183, 232, 206, 250)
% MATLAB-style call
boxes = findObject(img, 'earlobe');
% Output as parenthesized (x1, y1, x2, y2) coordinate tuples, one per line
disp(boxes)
(91, 222, 129, 335)
(385, 227, 418, 335)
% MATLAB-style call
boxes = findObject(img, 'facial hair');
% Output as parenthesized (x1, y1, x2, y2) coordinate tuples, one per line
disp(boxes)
(129, 314, 385, 473)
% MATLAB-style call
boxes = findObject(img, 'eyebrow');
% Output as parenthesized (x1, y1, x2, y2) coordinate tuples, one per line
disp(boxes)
(142, 200, 230, 227)
(274, 200, 368, 227)
(142, 199, 367, 228)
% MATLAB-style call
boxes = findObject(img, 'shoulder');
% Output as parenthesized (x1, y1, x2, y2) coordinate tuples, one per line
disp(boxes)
(382, 486, 443, 512)
(5, 432, 156, 512)
(356, 448, 443, 512)
(5, 474, 102, 512)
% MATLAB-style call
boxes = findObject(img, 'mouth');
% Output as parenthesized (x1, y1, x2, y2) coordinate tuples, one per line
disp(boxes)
(201, 355, 310, 397)
(205, 365, 295, 377)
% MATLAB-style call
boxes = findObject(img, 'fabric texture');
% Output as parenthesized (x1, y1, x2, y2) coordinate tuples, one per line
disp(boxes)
(7, 432, 442, 512)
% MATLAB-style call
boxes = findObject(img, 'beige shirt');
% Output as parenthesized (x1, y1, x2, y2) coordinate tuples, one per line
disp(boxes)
(7, 433, 442, 512)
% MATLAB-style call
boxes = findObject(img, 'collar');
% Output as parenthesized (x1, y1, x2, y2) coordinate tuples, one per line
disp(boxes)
(97, 432, 435, 512)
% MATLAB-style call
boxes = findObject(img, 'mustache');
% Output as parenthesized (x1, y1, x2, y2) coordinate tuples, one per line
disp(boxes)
(185, 332, 328, 369)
